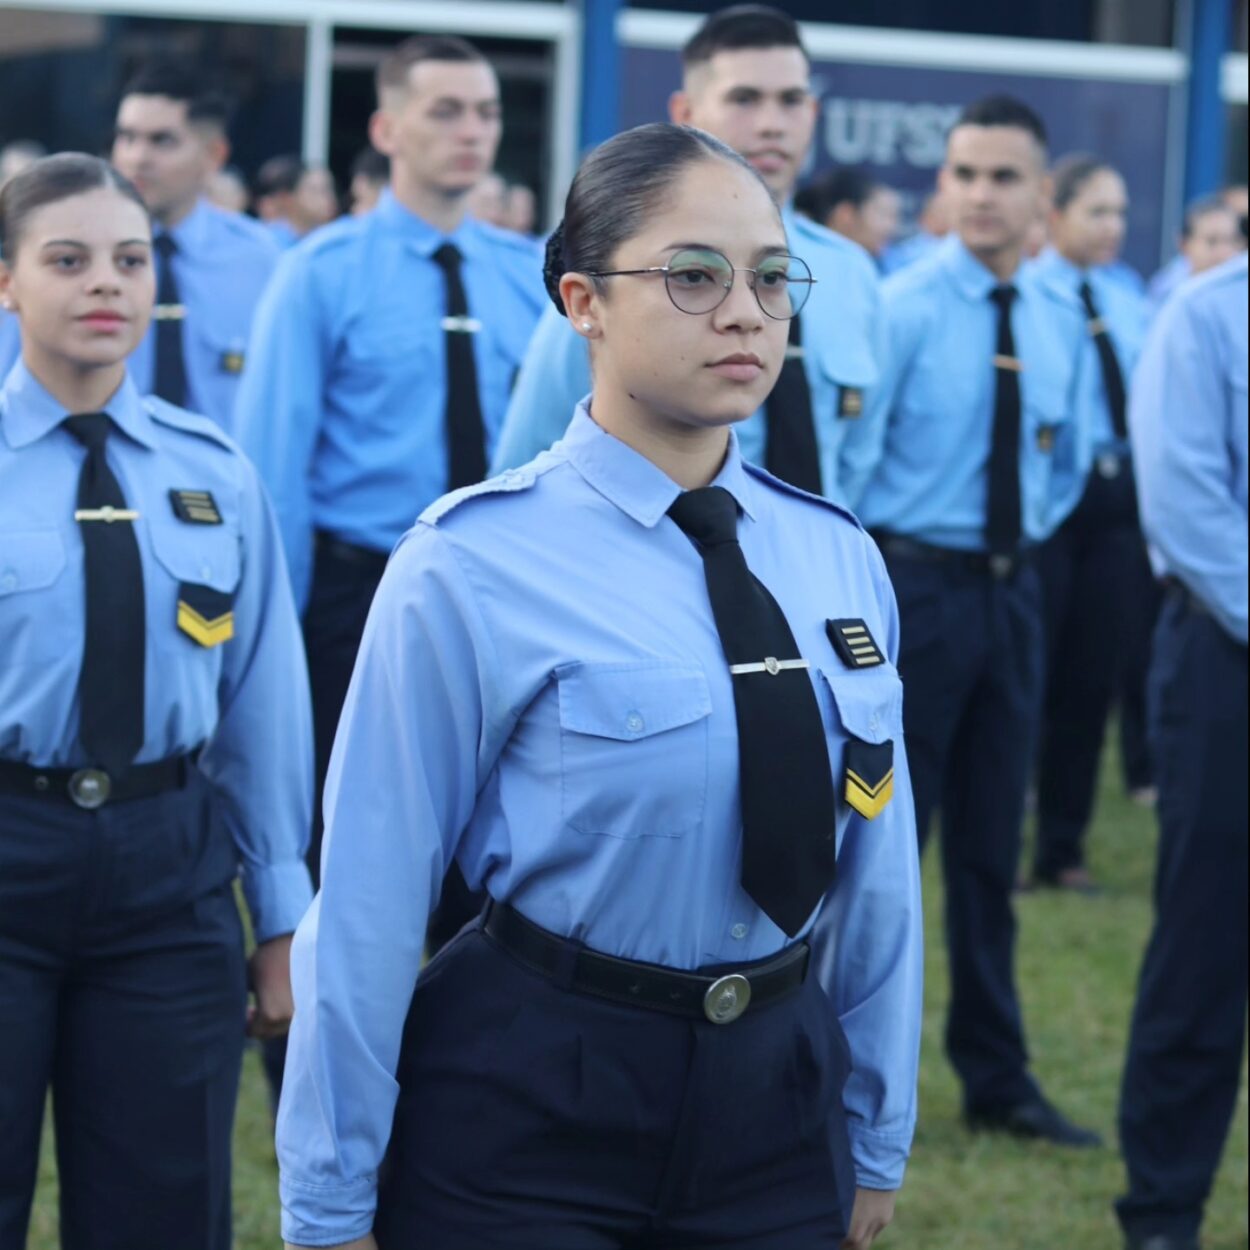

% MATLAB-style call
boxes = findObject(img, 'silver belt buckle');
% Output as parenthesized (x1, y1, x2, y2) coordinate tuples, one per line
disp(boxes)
(68, 768, 111, 809)
(988, 553, 1014, 579)
(1097, 453, 1122, 480)
(703, 973, 752, 1024)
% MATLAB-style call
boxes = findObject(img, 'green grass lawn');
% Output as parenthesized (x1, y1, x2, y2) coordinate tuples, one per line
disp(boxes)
(27, 735, 1249, 1249)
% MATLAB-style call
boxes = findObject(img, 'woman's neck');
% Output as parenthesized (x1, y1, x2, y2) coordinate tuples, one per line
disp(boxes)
(591, 385, 731, 490)
(22, 346, 126, 414)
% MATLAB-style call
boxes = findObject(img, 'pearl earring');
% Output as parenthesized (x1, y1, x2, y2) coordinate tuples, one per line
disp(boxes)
(581, 322, 592, 333)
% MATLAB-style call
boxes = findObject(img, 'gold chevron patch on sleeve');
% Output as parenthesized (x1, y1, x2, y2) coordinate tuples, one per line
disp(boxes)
(176, 582, 235, 648)
(843, 738, 895, 821)
(845, 767, 895, 820)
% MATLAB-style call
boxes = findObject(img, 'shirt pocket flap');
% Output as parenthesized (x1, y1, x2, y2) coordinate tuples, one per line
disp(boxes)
(820, 667, 903, 744)
(148, 521, 241, 593)
(816, 339, 880, 393)
(0, 529, 67, 596)
(557, 661, 712, 741)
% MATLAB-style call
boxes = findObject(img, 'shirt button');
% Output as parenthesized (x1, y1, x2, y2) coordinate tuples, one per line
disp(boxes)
(731, 923, 748, 940)
(626, 712, 645, 734)
(0, 570, 16, 592)
(200, 564, 212, 580)
(870, 714, 881, 733)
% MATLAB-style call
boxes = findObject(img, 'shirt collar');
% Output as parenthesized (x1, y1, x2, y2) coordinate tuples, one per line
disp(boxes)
(1032, 246, 1090, 301)
(1, 360, 158, 451)
(159, 197, 212, 252)
(560, 400, 757, 529)
(374, 187, 486, 261)
(941, 235, 1022, 302)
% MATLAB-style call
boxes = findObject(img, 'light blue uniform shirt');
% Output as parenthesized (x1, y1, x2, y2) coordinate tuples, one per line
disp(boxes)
(491, 209, 884, 509)
(0, 361, 313, 940)
(1129, 252, 1248, 643)
(1146, 252, 1191, 316)
(277, 405, 924, 1243)
(857, 236, 1090, 550)
(880, 229, 944, 276)
(0, 200, 281, 431)
(1030, 246, 1147, 459)
(232, 189, 546, 606)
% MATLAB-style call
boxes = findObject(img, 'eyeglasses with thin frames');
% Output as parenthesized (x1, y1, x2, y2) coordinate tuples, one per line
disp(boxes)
(585, 247, 815, 320)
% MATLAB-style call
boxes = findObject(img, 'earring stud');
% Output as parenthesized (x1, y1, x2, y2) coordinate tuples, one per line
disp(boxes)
(581, 322, 592, 332)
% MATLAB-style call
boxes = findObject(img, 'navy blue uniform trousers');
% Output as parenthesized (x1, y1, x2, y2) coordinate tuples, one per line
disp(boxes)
(1033, 459, 1157, 877)
(0, 771, 245, 1250)
(1116, 595, 1248, 1242)
(374, 926, 857, 1249)
(883, 549, 1043, 1110)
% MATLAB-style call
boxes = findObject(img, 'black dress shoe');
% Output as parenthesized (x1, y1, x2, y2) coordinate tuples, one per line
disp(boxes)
(1124, 1235, 1200, 1250)
(965, 1096, 1104, 1147)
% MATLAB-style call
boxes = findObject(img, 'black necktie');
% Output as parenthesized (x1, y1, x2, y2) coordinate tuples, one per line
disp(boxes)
(63, 414, 146, 774)
(669, 486, 837, 937)
(986, 285, 1022, 556)
(153, 233, 188, 408)
(431, 243, 487, 489)
(764, 313, 822, 494)
(1078, 280, 1128, 440)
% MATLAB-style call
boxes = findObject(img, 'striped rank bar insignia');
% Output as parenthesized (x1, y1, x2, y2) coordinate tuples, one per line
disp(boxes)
(176, 582, 234, 648)
(826, 618, 885, 668)
(170, 489, 222, 525)
(844, 739, 895, 820)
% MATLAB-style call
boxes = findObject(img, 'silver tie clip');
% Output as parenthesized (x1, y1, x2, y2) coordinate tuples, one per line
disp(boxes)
(728, 656, 810, 676)
(441, 314, 483, 334)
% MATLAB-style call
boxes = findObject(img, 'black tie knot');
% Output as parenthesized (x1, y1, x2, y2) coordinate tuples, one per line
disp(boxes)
(63, 412, 114, 450)
(989, 284, 1017, 312)
(432, 242, 463, 273)
(153, 232, 177, 259)
(668, 486, 740, 548)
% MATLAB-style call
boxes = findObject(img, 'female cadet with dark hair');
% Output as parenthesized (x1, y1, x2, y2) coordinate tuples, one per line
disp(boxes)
(0, 153, 313, 1250)
(1028, 155, 1152, 892)
(277, 122, 923, 1250)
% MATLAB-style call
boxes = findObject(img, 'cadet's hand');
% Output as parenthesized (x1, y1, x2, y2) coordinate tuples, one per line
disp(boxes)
(841, 1187, 896, 1248)
(247, 933, 295, 1039)
(285, 1239, 376, 1250)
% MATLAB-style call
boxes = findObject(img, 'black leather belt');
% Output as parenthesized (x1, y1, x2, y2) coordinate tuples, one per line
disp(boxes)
(315, 531, 390, 572)
(0, 752, 197, 810)
(872, 532, 1032, 580)
(482, 900, 809, 1025)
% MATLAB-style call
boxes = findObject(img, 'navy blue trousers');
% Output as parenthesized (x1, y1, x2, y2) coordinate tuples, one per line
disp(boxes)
(374, 928, 856, 1249)
(0, 772, 245, 1250)
(1033, 463, 1157, 877)
(883, 550, 1043, 1110)
(1116, 596, 1248, 1242)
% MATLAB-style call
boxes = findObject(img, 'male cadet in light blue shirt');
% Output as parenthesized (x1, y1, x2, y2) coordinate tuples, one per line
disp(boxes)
(492, 5, 883, 510)
(1116, 253, 1248, 1250)
(857, 95, 1101, 1148)
(0, 66, 280, 427)
(232, 34, 544, 968)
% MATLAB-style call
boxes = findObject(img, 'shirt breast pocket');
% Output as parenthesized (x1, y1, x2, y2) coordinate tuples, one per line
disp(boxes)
(557, 660, 712, 839)
(147, 521, 242, 656)
(819, 666, 904, 826)
(0, 528, 75, 664)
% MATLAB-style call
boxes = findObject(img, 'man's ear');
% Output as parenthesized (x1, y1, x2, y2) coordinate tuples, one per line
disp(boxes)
(368, 109, 398, 159)
(204, 133, 230, 175)
(668, 90, 694, 126)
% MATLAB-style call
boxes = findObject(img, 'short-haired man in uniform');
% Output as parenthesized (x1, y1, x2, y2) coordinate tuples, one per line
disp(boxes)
(492, 4, 884, 511)
(856, 95, 1100, 1146)
(0, 63, 279, 431)
(233, 34, 544, 931)
(1116, 251, 1248, 1250)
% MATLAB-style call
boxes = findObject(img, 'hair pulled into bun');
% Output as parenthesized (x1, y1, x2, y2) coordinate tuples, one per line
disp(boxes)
(542, 222, 568, 315)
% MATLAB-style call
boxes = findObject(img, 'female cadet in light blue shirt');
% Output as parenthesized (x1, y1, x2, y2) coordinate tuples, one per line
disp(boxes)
(1027, 155, 1153, 892)
(277, 123, 923, 1250)
(0, 154, 313, 1250)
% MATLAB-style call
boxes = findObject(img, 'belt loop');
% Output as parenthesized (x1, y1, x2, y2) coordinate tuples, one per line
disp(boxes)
(551, 931, 583, 991)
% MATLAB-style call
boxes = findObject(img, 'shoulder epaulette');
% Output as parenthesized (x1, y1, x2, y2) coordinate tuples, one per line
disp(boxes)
(420, 464, 543, 525)
(144, 397, 236, 453)
(741, 461, 864, 531)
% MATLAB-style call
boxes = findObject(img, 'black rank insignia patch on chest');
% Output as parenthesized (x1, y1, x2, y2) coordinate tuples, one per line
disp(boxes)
(838, 386, 865, 418)
(219, 348, 245, 375)
(170, 489, 222, 525)
(826, 618, 885, 668)
(1036, 425, 1057, 453)
(177, 583, 234, 648)
(844, 738, 895, 820)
